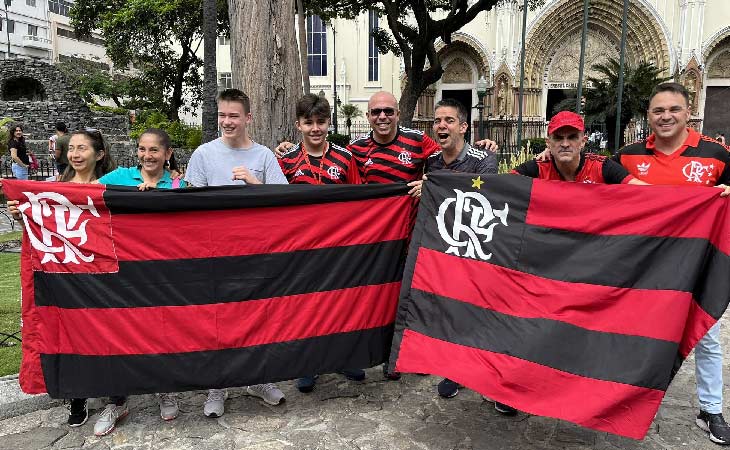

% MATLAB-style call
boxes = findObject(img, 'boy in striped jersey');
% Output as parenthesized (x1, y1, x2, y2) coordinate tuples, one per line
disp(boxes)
(279, 94, 361, 185)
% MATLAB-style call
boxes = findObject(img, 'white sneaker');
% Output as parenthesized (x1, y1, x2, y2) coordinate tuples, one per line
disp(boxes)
(203, 389, 227, 418)
(246, 383, 285, 405)
(157, 393, 179, 421)
(93, 402, 129, 436)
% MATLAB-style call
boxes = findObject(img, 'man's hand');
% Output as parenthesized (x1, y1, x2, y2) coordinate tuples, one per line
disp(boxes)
(406, 174, 428, 198)
(474, 139, 499, 152)
(716, 184, 730, 197)
(535, 149, 551, 162)
(274, 141, 294, 158)
(232, 166, 262, 184)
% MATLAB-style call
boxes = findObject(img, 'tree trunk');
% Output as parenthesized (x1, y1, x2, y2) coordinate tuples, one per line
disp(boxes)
(229, 0, 301, 148)
(296, 0, 309, 94)
(202, 0, 218, 143)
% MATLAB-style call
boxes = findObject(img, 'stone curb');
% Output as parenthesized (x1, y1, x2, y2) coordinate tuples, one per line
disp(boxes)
(0, 374, 59, 421)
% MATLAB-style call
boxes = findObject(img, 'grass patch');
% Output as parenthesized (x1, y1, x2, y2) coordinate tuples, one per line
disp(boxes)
(0, 247, 22, 377)
(0, 230, 21, 243)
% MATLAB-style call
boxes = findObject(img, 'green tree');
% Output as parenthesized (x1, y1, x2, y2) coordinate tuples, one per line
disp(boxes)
(70, 0, 229, 121)
(339, 103, 363, 137)
(306, 0, 542, 126)
(583, 58, 669, 151)
(57, 58, 161, 110)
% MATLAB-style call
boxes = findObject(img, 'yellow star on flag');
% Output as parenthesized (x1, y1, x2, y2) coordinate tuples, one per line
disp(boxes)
(472, 176, 484, 189)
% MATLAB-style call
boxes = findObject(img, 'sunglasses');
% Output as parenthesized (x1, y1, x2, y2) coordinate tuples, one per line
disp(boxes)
(370, 108, 396, 117)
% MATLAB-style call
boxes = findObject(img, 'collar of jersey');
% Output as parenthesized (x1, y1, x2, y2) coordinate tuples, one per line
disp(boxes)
(646, 128, 700, 160)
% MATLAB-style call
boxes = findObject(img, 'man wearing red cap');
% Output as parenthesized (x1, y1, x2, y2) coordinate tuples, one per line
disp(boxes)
(513, 111, 646, 185)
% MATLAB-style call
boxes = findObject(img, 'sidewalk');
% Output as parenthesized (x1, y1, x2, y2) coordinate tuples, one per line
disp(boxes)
(0, 320, 727, 450)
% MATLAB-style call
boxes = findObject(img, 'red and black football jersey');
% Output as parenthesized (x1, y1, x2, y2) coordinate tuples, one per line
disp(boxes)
(616, 128, 730, 186)
(512, 153, 633, 184)
(348, 126, 440, 184)
(279, 142, 361, 185)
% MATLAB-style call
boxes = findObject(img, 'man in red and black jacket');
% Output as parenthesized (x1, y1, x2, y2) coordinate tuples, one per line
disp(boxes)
(615, 82, 730, 446)
(513, 111, 646, 186)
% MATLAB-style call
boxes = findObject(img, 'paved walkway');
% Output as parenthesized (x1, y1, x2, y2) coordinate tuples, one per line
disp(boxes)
(0, 319, 728, 450)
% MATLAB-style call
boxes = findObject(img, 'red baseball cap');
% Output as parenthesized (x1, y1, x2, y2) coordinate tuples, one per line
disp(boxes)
(548, 111, 585, 135)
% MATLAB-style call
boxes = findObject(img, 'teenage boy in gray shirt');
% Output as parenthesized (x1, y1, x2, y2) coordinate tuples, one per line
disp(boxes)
(184, 89, 287, 418)
(185, 89, 287, 187)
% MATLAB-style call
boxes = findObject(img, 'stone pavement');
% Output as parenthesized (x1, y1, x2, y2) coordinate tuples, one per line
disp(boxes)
(0, 318, 728, 450)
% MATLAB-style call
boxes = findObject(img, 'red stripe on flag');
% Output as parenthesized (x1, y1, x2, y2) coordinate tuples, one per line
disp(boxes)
(679, 301, 718, 358)
(395, 329, 663, 439)
(19, 233, 46, 394)
(527, 180, 730, 254)
(110, 196, 411, 261)
(412, 248, 691, 343)
(36, 282, 400, 356)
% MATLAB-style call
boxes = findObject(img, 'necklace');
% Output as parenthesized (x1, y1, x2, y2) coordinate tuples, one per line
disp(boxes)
(301, 142, 329, 184)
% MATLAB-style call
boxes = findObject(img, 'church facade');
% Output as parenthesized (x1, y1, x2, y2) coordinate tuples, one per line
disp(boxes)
(217, 1, 730, 136)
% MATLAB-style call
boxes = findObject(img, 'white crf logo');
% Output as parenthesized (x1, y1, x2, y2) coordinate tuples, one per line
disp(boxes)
(682, 161, 713, 183)
(327, 165, 341, 180)
(18, 191, 99, 264)
(398, 151, 412, 165)
(436, 189, 509, 261)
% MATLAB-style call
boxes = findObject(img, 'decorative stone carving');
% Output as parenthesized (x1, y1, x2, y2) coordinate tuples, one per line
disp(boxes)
(443, 57, 473, 84)
(548, 32, 619, 83)
(709, 50, 730, 78)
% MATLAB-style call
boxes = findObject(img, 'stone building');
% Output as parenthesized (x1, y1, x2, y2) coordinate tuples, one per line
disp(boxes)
(215, 1, 730, 135)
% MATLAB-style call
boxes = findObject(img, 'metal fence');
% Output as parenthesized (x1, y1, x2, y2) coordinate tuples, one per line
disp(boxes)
(0, 155, 189, 180)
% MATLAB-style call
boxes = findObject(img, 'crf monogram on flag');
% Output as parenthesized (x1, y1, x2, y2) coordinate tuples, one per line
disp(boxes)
(388, 172, 730, 439)
(4, 174, 730, 440)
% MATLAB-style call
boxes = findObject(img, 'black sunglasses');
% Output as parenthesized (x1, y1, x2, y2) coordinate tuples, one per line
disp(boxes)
(370, 108, 396, 117)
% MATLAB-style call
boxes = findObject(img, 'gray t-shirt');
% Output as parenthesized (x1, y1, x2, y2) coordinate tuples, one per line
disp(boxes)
(184, 137, 288, 186)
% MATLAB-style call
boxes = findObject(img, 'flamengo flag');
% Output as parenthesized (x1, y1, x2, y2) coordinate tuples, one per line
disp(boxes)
(388, 172, 730, 439)
(2, 180, 414, 399)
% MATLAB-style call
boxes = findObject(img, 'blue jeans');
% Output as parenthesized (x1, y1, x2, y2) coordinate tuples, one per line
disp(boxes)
(696, 321, 723, 414)
(11, 163, 28, 180)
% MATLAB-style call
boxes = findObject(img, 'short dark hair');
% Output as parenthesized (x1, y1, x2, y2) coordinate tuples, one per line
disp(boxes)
(649, 82, 690, 107)
(140, 128, 171, 149)
(296, 93, 331, 120)
(55, 122, 68, 133)
(435, 98, 468, 123)
(218, 88, 251, 114)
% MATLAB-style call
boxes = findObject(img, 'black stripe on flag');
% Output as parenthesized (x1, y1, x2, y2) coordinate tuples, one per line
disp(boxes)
(34, 240, 407, 309)
(103, 183, 409, 214)
(408, 289, 678, 391)
(41, 326, 393, 399)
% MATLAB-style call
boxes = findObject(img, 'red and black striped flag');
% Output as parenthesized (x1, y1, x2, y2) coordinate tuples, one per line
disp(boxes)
(388, 171, 730, 439)
(2, 180, 414, 399)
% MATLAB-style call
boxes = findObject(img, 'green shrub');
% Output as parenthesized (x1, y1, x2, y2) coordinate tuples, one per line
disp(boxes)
(90, 105, 129, 115)
(327, 133, 350, 147)
(130, 110, 201, 148)
(522, 137, 546, 154)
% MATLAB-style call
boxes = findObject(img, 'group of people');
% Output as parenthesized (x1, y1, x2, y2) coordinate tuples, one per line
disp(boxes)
(5, 81, 730, 445)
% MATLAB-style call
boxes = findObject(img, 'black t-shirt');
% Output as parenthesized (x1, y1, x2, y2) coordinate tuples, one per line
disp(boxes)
(8, 138, 29, 165)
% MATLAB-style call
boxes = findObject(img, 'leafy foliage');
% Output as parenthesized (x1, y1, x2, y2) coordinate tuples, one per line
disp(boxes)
(130, 110, 202, 149)
(327, 133, 351, 147)
(70, 0, 229, 121)
(0, 117, 15, 153)
(583, 57, 669, 151)
(339, 103, 363, 135)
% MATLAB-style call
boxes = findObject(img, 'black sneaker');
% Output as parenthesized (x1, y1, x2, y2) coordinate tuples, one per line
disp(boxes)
(437, 378, 459, 398)
(382, 364, 401, 381)
(696, 410, 730, 444)
(296, 375, 317, 393)
(67, 398, 88, 427)
(340, 368, 366, 381)
(494, 401, 518, 416)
